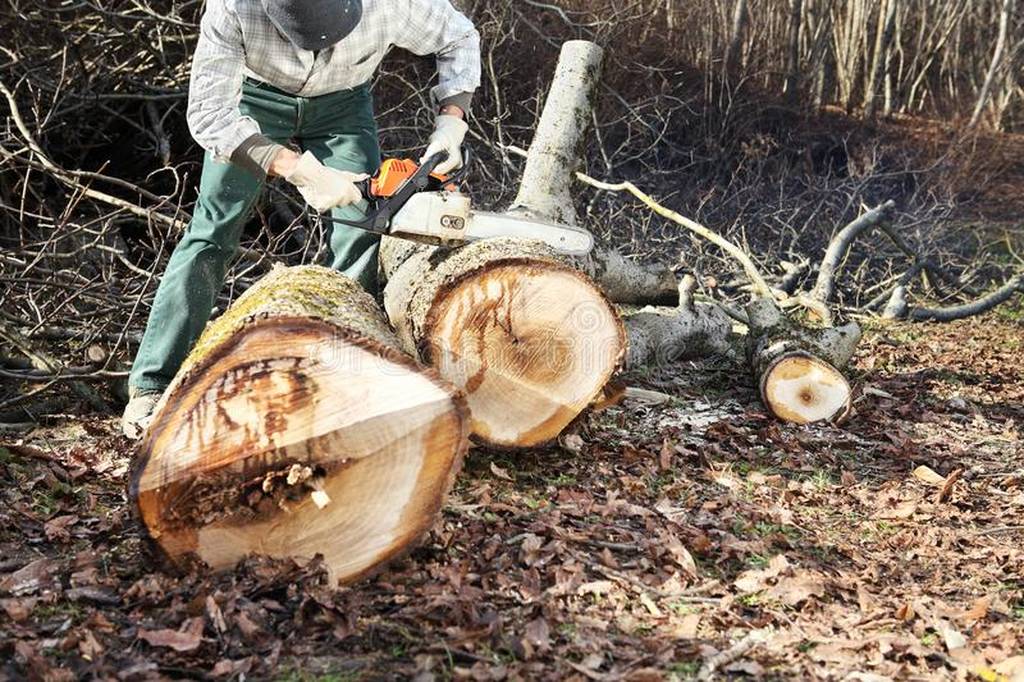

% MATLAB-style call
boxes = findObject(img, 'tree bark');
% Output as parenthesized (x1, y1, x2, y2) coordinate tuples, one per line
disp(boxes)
(724, 0, 750, 76)
(863, 0, 897, 120)
(380, 237, 626, 448)
(784, 0, 804, 104)
(585, 249, 680, 305)
(623, 289, 737, 369)
(130, 264, 468, 585)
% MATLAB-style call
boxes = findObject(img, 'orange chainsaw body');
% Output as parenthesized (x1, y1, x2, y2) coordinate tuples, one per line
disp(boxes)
(370, 158, 451, 198)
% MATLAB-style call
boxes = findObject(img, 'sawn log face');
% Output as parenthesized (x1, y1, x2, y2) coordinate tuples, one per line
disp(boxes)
(745, 298, 858, 424)
(380, 237, 626, 447)
(130, 265, 468, 585)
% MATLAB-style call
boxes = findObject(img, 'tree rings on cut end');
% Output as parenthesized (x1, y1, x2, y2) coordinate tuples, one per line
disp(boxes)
(759, 351, 851, 424)
(131, 316, 467, 585)
(424, 261, 625, 447)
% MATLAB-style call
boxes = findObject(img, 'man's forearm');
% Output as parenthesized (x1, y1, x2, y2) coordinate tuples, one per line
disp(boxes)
(439, 95, 471, 118)
(229, 133, 300, 177)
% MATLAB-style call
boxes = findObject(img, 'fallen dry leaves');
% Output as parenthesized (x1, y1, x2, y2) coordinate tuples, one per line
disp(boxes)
(0, 314, 1021, 679)
(138, 617, 205, 652)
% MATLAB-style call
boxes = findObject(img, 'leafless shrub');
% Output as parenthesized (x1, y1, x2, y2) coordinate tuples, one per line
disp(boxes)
(0, 0, 1021, 413)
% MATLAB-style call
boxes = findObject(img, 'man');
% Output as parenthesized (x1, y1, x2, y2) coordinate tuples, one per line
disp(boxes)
(122, 0, 480, 437)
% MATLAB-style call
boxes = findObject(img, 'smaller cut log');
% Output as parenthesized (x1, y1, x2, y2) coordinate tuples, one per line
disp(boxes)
(130, 265, 467, 584)
(746, 298, 860, 424)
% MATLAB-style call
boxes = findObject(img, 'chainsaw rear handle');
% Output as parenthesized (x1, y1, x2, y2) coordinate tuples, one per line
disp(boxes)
(324, 146, 472, 235)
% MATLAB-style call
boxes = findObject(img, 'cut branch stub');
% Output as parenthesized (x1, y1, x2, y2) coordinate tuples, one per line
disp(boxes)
(380, 237, 626, 448)
(130, 265, 468, 585)
(746, 298, 860, 424)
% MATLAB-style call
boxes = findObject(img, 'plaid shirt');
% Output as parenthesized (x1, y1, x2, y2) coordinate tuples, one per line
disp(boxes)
(187, 0, 481, 162)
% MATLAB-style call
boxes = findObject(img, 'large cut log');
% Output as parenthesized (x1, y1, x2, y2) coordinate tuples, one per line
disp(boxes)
(745, 298, 860, 424)
(380, 237, 625, 448)
(378, 41, 632, 446)
(130, 265, 468, 584)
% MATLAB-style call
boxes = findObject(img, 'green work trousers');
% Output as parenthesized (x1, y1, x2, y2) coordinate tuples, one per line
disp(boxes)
(129, 79, 381, 393)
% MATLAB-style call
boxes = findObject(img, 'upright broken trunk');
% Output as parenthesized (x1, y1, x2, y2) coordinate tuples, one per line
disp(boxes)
(130, 265, 468, 584)
(380, 238, 625, 448)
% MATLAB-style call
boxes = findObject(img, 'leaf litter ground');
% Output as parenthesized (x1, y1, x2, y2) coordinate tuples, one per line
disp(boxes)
(1, 314, 1021, 680)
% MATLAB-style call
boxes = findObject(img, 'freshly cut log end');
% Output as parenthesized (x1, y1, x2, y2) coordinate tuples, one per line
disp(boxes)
(759, 352, 851, 424)
(130, 265, 468, 585)
(381, 239, 626, 448)
(746, 297, 859, 424)
(425, 259, 625, 447)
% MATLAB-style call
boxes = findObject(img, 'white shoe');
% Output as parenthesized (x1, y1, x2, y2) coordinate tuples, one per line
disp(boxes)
(122, 389, 163, 439)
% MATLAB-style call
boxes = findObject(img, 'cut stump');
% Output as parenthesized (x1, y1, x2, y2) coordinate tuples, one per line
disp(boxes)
(130, 265, 468, 584)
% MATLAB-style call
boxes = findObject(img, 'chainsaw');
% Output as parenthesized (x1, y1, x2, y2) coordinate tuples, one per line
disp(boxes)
(314, 147, 595, 257)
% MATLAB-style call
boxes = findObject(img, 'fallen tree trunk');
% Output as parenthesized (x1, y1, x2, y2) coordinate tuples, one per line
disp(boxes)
(504, 41, 679, 307)
(130, 264, 468, 584)
(380, 237, 625, 448)
(377, 40, 755, 446)
(376, 41, 637, 448)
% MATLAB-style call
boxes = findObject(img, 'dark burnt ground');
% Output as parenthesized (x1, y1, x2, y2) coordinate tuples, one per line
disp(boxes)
(1, 313, 1022, 681)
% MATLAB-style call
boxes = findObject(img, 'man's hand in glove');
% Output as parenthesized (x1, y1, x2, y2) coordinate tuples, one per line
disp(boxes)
(278, 150, 367, 212)
(420, 111, 468, 175)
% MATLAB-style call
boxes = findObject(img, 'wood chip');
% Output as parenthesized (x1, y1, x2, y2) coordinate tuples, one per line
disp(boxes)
(623, 386, 673, 404)
(912, 465, 946, 485)
(310, 490, 331, 509)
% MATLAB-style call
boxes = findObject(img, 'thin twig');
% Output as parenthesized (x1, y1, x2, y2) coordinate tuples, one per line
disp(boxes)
(574, 172, 775, 300)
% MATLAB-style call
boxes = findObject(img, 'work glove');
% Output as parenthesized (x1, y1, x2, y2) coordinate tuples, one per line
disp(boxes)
(284, 151, 367, 212)
(420, 114, 468, 175)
